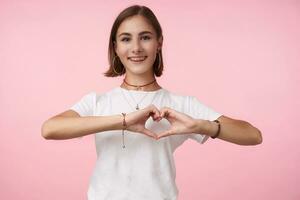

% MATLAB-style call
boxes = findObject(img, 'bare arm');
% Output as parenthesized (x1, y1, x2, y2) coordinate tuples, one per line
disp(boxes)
(195, 115, 263, 145)
(41, 110, 123, 140)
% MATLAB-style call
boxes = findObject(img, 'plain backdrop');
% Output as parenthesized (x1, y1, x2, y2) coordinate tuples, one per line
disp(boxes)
(1, 0, 299, 199)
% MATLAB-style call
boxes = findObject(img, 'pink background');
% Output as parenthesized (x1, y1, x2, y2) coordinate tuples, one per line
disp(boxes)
(1, 0, 299, 199)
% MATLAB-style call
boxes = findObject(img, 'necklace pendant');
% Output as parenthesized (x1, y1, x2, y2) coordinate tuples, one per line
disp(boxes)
(136, 104, 139, 110)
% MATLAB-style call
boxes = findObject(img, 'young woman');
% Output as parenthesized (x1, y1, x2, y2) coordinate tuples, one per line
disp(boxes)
(41, 5, 263, 200)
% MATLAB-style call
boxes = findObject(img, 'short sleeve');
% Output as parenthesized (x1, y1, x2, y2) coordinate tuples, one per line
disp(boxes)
(70, 92, 96, 117)
(186, 96, 222, 144)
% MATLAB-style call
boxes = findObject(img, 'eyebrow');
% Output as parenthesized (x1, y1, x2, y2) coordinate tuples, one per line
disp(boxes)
(118, 31, 153, 38)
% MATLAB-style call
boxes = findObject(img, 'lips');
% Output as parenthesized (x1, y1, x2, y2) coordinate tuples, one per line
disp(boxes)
(128, 56, 147, 62)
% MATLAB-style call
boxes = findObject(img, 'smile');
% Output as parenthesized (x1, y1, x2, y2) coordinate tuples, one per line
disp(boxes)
(128, 56, 147, 62)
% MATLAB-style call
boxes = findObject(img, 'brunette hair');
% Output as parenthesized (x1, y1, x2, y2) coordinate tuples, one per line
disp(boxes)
(103, 5, 164, 77)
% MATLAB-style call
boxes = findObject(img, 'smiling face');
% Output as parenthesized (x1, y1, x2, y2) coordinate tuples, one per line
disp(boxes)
(114, 15, 162, 76)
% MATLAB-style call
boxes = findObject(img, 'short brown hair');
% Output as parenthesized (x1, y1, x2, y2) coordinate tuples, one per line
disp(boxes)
(103, 5, 164, 77)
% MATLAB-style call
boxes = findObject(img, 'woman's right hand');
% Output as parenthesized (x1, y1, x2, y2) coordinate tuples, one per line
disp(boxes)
(125, 104, 162, 139)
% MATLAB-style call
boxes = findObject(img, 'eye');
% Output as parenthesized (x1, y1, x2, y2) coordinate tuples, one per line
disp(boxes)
(121, 37, 130, 42)
(141, 35, 151, 40)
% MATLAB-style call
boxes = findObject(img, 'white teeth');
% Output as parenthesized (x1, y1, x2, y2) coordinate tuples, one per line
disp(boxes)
(129, 57, 147, 62)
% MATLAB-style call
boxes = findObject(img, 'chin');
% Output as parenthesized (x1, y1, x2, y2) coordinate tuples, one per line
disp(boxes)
(126, 63, 151, 71)
(128, 67, 152, 75)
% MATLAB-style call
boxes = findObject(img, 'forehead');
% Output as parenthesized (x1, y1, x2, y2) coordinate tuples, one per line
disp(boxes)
(117, 15, 155, 35)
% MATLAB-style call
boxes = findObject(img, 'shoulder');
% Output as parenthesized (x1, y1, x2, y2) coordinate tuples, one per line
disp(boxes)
(94, 87, 120, 101)
(74, 88, 112, 106)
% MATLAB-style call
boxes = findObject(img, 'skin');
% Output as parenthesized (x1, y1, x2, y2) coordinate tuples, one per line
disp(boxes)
(41, 15, 262, 145)
(114, 15, 166, 139)
(113, 15, 263, 145)
(114, 15, 163, 91)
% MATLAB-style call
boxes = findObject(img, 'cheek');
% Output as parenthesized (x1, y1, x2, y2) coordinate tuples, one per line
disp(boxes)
(116, 45, 126, 54)
(147, 46, 158, 60)
(146, 43, 159, 57)
(116, 47, 129, 60)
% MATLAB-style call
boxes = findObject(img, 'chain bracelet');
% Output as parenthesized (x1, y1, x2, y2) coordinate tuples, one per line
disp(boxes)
(121, 113, 127, 148)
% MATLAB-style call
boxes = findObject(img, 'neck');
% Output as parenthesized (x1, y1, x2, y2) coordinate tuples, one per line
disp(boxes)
(120, 74, 162, 91)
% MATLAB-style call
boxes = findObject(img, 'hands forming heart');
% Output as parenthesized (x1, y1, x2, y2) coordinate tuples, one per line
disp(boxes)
(125, 104, 203, 140)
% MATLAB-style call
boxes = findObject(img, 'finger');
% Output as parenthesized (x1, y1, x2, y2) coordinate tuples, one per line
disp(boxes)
(158, 133, 184, 139)
(160, 108, 171, 118)
(148, 105, 162, 121)
(149, 111, 160, 122)
(157, 133, 170, 139)
(157, 130, 173, 139)
(143, 129, 158, 140)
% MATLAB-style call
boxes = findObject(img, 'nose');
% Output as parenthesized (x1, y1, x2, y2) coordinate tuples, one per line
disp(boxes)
(131, 38, 143, 54)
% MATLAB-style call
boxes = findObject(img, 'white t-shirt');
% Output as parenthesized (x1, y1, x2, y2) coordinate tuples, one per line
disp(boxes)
(70, 86, 222, 200)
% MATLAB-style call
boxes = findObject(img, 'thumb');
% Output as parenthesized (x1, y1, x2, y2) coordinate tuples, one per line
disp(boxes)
(147, 105, 161, 121)
(157, 129, 173, 139)
(143, 128, 158, 140)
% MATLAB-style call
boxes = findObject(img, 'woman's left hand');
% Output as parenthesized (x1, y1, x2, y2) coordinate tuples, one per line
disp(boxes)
(156, 107, 201, 139)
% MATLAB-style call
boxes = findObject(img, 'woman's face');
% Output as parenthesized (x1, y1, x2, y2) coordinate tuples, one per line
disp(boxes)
(114, 15, 162, 76)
